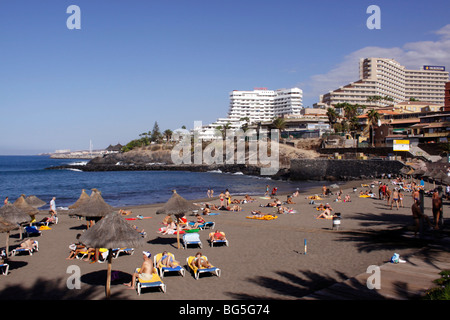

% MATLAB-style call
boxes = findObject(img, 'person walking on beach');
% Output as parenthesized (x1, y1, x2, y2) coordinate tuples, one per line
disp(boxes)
(264, 185, 270, 197)
(49, 197, 57, 217)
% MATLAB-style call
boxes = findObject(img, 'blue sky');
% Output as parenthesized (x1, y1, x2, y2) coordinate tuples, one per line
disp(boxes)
(1, 0, 449, 154)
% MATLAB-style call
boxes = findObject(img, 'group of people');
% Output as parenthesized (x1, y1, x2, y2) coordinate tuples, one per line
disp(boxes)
(66, 233, 105, 263)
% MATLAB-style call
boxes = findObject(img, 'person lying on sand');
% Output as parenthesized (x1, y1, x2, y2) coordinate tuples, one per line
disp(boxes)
(316, 207, 333, 219)
(119, 209, 132, 216)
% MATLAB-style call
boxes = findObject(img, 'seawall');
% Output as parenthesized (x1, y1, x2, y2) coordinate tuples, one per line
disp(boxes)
(289, 159, 405, 181)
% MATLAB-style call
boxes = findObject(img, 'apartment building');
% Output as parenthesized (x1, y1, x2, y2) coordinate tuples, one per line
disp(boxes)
(319, 58, 448, 107)
(197, 87, 303, 139)
(445, 81, 450, 111)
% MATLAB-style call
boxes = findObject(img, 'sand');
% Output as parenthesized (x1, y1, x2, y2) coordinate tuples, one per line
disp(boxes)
(0, 178, 446, 301)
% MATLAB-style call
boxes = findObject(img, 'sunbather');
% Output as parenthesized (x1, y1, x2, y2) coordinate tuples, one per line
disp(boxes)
(19, 239, 38, 251)
(209, 230, 226, 241)
(316, 207, 333, 219)
(191, 214, 206, 228)
(124, 251, 155, 289)
(192, 252, 212, 269)
(157, 251, 179, 268)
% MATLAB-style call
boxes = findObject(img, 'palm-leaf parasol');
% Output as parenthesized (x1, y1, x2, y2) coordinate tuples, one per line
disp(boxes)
(70, 189, 115, 218)
(13, 195, 39, 222)
(156, 190, 199, 249)
(25, 195, 46, 209)
(0, 216, 20, 256)
(0, 204, 31, 240)
(79, 211, 146, 298)
(156, 190, 198, 215)
(68, 189, 90, 209)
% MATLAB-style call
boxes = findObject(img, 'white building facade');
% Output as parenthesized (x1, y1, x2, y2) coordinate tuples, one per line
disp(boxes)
(198, 87, 303, 139)
(319, 58, 449, 107)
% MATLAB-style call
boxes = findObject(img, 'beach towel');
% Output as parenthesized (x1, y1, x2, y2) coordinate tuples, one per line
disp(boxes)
(246, 215, 278, 221)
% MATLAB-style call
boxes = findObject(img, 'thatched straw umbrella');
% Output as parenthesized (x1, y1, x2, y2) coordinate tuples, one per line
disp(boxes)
(68, 189, 90, 209)
(0, 216, 19, 256)
(70, 189, 115, 220)
(13, 195, 39, 223)
(432, 170, 448, 185)
(25, 195, 46, 209)
(79, 211, 146, 299)
(0, 204, 31, 240)
(156, 190, 199, 249)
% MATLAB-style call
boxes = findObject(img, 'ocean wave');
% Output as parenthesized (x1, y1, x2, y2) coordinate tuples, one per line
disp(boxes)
(207, 169, 222, 173)
(66, 168, 83, 172)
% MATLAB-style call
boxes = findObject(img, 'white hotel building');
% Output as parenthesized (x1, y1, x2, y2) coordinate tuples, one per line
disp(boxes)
(197, 87, 303, 139)
(319, 58, 449, 108)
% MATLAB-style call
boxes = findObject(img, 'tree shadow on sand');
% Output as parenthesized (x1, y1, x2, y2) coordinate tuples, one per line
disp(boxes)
(225, 267, 432, 300)
(0, 270, 133, 300)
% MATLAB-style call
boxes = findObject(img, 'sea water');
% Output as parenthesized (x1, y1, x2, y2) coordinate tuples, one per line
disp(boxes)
(0, 155, 323, 209)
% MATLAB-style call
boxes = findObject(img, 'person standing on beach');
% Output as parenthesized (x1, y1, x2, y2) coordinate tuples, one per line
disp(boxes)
(219, 191, 225, 207)
(390, 189, 400, 210)
(225, 189, 231, 205)
(432, 190, 442, 230)
(49, 197, 57, 217)
(411, 200, 432, 237)
(264, 185, 270, 197)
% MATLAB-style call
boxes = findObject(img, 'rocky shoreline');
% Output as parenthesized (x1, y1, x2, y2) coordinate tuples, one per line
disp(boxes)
(46, 162, 291, 180)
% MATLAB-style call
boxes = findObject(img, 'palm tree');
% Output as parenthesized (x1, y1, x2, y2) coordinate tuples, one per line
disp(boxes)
(326, 107, 338, 126)
(271, 117, 286, 141)
(366, 109, 380, 147)
(163, 129, 173, 142)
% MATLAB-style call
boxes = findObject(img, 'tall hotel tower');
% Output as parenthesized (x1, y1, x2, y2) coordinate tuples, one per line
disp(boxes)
(198, 87, 303, 139)
(319, 58, 448, 107)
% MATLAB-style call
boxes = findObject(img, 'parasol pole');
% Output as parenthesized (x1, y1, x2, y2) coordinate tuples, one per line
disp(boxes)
(106, 249, 113, 299)
(176, 223, 181, 249)
(6, 232, 10, 256)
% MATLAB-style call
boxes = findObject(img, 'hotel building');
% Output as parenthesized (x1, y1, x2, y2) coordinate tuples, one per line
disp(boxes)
(197, 87, 303, 139)
(319, 58, 449, 108)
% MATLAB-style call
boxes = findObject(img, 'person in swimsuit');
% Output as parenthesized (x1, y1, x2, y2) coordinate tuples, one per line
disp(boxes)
(157, 251, 179, 268)
(193, 252, 212, 269)
(124, 251, 154, 289)
(390, 189, 399, 210)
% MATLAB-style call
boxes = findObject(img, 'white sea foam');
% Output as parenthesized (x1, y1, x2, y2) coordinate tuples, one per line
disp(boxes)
(68, 161, 88, 166)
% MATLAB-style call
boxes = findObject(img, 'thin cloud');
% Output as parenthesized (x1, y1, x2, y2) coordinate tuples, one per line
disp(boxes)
(299, 24, 450, 103)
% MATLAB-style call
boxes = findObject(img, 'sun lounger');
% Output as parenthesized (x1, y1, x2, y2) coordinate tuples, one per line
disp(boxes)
(208, 232, 229, 247)
(24, 226, 41, 237)
(188, 221, 215, 230)
(0, 263, 9, 275)
(182, 233, 202, 249)
(186, 255, 221, 280)
(11, 241, 39, 256)
(135, 268, 166, 295)
(112, 248, 135, 259)
(154, 252, 185, 278)
(97, 248, 109, 263)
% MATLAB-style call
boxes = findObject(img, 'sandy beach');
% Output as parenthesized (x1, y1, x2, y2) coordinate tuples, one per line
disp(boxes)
(0, 178, 447, 302)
